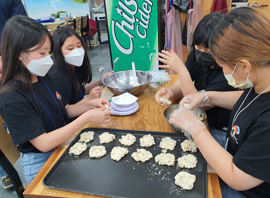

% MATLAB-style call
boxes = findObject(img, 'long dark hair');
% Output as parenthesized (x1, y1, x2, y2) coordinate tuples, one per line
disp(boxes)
(52, 27, 92, 91)
(0, 16, 53, 94)
(190, 12, 224, 61)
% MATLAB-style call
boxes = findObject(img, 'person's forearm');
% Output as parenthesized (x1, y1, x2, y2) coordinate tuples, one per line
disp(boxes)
(30, 112, 91, 152)
(207, 91, 243, 110)
(193, 130, 263, 190)
(66, 101, 92, 118)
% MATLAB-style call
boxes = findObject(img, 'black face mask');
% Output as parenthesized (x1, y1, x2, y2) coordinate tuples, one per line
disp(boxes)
(195, 49, 216, 68)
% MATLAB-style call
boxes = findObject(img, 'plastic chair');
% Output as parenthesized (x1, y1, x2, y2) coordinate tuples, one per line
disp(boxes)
(0, 149, 24, 198)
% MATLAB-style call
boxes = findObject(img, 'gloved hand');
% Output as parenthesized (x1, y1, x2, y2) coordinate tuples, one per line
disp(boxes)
(180, 90, 210, 110)
(169, 107, 207, 140)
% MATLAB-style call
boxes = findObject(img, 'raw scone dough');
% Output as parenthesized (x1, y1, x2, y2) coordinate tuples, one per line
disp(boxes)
(104, 104, 111, 112)
(139, 134, 155, 147)
(159, 137, 177, 150)
(175, 171, 196, 190)
(155, 153, 175, 166)
(79, 131, 95, 143)
(119, 133, 136, 146)
(89, 145, 107, 158)
(110, 146, 129, 161)
(69, 142, 87, 155)
(131, 149, 153, 163)
(177, 154, 198, 169)
(181, 139, 197, 153)
(99, 132, 116, 144)
(159, 98, 171, 106)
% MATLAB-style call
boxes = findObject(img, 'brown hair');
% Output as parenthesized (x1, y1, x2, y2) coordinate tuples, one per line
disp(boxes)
(209, 7, 270, 68)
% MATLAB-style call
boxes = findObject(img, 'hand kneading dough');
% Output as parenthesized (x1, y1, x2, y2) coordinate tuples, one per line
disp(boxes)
(155, 153, 175, 166)
(175, 171, 196, 190)
(131, 149, 153, 163)
(181, 139, 197, 153)
(159, 98, 171, 106)
(159, 137, 177, 150)
(110, 147, 129, 161)
(119, 133, 136, 146)
(177, 154, 197, 169)
(69, 142, 87, 155)
(89, 145, 107, 158)
(139, 134, 155, 147)
(79, 131, 95, 143)
(99, 132, 116, 144)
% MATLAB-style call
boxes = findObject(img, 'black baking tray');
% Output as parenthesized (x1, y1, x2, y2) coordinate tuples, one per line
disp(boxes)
(43, 128, 207, 198)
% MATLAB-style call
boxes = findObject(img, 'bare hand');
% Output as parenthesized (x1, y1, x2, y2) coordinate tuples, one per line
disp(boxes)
(88, 98, 110, 110)
(155, 88, 170, 106)
(88, 86, 102, 99)
(157, 50, 183, 74)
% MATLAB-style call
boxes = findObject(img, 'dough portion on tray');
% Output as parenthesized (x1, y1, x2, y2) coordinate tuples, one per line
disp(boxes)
(181, 139, 197, 153)
(79, 131, 95, 143)
(159, 137, 177, 150)
(175, 171, 196, 190)
(131, 149, 153, 163)
(177, 154, 198, 169)
(139, 134, 155, 147)
(155, 153, 175, 166)
(119, 133, 136, 146)
(110, 146, 129, 161)
(89, 145, 107, 158)
(99, 132, 116, 144)
(69, 142, 87, 156)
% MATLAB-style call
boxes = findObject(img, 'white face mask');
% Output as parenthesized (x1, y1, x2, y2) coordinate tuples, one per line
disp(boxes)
(22, 53, 53, 77)
(224, 62, 253, 89)
(64, 48, 85, 67)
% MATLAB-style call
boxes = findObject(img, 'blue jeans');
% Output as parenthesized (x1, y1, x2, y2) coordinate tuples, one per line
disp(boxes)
(219, 178, 247, 198)
(0, 166, 8, 177)
(20, 150, 53, 184)
(210, 127, 227, 148)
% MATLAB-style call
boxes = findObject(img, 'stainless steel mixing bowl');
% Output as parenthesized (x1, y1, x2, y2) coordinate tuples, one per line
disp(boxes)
(163, 104, 207, 133)
(102, 70, 153, 96)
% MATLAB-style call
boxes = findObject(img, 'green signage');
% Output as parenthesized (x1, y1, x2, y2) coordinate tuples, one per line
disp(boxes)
(105, 0, 159, 72)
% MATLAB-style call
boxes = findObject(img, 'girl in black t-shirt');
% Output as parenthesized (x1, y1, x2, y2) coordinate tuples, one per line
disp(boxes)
(171, 7, 270, 198)
(48, 27, 113, 105)
(0, 16, 111, 184)
(156, 12, 237, 146)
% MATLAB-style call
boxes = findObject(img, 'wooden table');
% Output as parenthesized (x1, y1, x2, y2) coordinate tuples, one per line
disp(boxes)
(23, 75, 222, 198)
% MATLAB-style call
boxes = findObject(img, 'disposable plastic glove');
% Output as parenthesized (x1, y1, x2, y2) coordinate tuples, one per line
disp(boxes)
(169, 107, 207, 140)
(180, 90, 210, 110)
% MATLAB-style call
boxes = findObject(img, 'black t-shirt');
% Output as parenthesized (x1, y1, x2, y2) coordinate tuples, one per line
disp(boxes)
(226, 88, 270, 198)
(48, 65, 85, 104)
(0, 76, 69, 153)
(185, 54, 237, 130)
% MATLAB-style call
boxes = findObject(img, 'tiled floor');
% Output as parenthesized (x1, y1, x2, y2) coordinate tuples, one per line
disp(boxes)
(0, 43, 111, 198)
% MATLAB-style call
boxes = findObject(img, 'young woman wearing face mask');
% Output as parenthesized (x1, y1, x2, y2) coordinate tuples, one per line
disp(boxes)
(170, 7, 270, 198)
(48, 27, 113, 105)
(156, 12, 237, 146)
(0, 16, 111, 184)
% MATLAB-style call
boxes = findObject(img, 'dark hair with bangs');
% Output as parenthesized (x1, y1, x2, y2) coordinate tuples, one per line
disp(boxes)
(190, 12, 224, 60)
(52, 26, 92, 91)
(0, 16, 53, 94)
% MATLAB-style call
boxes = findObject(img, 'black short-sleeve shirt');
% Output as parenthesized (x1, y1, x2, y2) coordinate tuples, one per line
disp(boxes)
(0, 76, 69, 153)
(185, 54, 237, 130)
(48, 65, 85, 104)
(226, 88, 270, 198)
